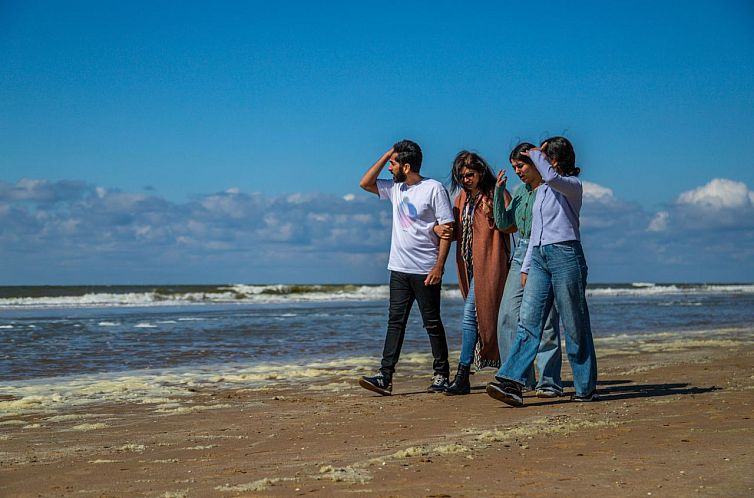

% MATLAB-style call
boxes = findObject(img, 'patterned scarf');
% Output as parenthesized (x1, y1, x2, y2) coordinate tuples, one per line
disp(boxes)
(460, 191, 478, 280)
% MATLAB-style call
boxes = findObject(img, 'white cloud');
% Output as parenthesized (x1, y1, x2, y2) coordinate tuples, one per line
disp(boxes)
(582, 181, 615, 202)
(96, 191, 148, 211)
(676, 178, 754, 209)
(287, 193, 315, 204)
(3, 176, 754, 283)
(0, 178, 88, 203)
(580, 180, 644, 231)
(637, 178, 754, 236)
(647, 211, 669, 232)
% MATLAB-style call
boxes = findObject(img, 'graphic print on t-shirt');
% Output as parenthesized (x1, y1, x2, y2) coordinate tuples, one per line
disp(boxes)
(398, 197, 418, 229)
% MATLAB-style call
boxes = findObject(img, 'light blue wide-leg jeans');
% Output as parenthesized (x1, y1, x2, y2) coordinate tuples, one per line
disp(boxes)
(497, 239, 563, 393)
(497, 241, 597, 397)
(458, 277, 478, 367)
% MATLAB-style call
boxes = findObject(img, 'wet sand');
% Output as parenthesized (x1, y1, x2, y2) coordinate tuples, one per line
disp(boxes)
(1, 330, 753, 497)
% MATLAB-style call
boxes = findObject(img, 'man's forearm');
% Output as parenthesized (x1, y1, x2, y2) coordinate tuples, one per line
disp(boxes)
(424, 227, 453, 286)
(359, 148, 393, 195)
(435, 229, 452, 270)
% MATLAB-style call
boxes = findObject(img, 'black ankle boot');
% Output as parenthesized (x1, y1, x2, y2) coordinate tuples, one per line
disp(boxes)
(444, 363, 471, 395)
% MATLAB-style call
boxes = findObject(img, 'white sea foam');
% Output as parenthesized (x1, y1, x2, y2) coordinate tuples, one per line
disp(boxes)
(587, 283, 754, 297)
(0, 352, 404, 416)
(1, 282, 751, 310)
(593, 327, 753, 350)
(0, 284, 465, 309)
(657, 301, 703, 307)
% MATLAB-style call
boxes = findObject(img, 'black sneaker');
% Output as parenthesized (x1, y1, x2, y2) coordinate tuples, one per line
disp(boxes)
(486, 380, 524, 407)
(428, 374, 449, 393)
(572, 391, 600, 402)
(359, 373, 392, 396)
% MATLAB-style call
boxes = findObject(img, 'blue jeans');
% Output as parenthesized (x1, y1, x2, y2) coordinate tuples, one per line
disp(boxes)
(497, 239, 562, 393)
(497, 241, 597, 397)
(459, 277, 478, 367)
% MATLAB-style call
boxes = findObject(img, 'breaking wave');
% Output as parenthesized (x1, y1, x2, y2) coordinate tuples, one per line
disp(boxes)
(0, 282, 751, 309)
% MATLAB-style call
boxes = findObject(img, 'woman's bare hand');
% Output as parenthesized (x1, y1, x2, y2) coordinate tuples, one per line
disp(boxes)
(433, 223, 454, 240)
(496, 169, 507, 187)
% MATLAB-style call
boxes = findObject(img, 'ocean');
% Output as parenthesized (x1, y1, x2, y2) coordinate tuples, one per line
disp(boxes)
(1, 283, 753, 415)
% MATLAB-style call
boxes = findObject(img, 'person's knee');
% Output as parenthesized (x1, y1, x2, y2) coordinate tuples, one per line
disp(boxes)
(423, 318, 442, 331)
(500, 315, 515, 331)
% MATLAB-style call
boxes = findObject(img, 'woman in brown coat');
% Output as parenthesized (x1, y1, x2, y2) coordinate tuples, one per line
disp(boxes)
(435, 151, 511, 394)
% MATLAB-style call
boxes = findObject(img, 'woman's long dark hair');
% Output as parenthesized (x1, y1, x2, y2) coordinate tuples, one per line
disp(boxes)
(541, 136, 580, 176)
(450, 150, 496, 196)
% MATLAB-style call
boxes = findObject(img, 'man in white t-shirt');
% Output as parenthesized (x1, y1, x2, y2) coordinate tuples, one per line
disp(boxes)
(358, 140, 455, 395)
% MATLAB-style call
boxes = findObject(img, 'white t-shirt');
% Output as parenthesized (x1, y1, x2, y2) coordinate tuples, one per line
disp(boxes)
(377, 178, 454, 274)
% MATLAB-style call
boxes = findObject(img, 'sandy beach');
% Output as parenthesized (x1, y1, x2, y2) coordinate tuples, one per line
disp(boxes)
(1, 328, 753, 497)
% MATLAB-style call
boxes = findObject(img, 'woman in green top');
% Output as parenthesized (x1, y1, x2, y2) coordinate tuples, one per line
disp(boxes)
(493, 142, 563, 397)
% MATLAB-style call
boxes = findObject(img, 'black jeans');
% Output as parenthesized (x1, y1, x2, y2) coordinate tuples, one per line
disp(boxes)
(380, 271, 449, 377)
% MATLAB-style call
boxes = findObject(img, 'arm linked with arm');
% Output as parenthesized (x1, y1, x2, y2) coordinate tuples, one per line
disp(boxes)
(425, 185, 455, 286)
(425, 225, 452, 286)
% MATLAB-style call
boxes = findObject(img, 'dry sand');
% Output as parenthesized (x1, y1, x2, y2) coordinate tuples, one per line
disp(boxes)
(1, 331, 753, 497)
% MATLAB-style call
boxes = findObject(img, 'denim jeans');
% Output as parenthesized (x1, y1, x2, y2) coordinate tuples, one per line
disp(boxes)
(497, 239, 563, 393)
(380, 270, 450, 377)
(458, 277, 478, 367)
(497, 241, 597, 397)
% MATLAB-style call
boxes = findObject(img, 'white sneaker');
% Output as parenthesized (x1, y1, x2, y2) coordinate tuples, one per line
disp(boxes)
(428, 374, 449, 393)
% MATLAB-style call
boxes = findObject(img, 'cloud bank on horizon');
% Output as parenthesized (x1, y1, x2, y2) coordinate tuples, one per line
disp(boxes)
(2, 176, 752, 284)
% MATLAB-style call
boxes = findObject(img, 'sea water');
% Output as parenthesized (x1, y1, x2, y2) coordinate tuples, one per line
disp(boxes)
(1, 283, 753, 415)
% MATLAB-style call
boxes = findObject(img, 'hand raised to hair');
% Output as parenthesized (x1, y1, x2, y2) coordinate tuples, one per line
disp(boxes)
(496, 169, 507, 187)
(521, 146, 543, 157)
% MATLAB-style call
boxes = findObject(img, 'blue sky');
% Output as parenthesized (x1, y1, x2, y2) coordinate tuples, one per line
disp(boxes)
(1, 1, 753, 284)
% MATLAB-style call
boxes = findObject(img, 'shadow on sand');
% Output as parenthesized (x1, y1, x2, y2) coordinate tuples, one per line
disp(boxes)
(502, 380, 721, 406)
(360, 377, 721, 401)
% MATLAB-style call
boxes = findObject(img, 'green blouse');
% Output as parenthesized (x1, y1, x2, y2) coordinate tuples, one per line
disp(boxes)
(493, 183, 536, 239)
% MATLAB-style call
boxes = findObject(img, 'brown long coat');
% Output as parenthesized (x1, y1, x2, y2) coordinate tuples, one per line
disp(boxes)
(453, 190, 511, 363)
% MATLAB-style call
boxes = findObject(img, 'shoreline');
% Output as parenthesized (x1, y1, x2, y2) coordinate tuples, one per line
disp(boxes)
(1, 328, 753, 496)
(1, 326, 752, 416)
